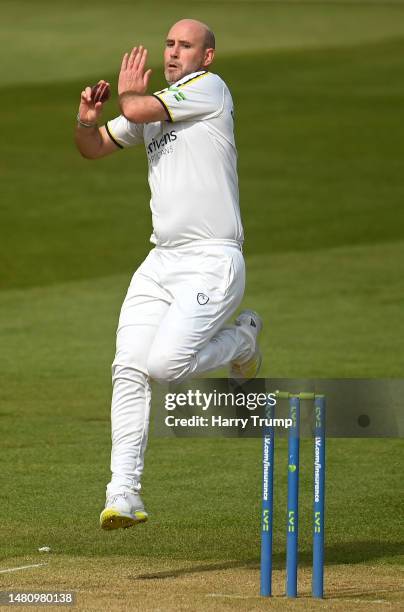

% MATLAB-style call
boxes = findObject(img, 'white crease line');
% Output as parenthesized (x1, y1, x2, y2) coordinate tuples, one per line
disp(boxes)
(327, 600, 391, 605)
(209, 594, 393, 604)
(207, 593, 258, 599)
(0, 563, 48, 574)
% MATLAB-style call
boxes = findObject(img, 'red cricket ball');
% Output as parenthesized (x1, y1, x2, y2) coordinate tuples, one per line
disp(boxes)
(91, 83, 110, 104)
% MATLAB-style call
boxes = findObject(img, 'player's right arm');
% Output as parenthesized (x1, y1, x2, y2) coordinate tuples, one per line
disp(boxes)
(75, 80, 120, 159)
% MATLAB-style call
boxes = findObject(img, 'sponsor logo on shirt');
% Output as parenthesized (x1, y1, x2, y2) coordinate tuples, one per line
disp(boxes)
(168, 85, 187, 102)
(147, 130, 177, 163)
(147, 130, 177, 154)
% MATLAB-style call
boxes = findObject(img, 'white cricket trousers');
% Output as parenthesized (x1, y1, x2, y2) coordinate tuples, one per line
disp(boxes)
(107, 240, 254, 496)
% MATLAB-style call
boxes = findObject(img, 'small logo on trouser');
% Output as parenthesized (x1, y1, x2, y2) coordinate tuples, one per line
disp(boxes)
(197, 293, 209, 305)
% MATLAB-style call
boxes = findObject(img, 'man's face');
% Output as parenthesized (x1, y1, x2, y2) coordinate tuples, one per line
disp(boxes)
(164, 22, 211, 84)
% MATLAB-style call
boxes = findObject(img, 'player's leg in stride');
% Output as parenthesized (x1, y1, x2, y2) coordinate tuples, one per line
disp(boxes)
(100, 490, 148, 530)
(230, 310, 263, 383)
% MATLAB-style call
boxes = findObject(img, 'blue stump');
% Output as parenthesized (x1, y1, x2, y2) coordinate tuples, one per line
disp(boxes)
(260, 402, 275, 596)
(312, 395, 326, 598)
(286, 396, 300, 598)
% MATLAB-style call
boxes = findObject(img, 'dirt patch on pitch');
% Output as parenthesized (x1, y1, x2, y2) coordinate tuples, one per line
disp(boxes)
(1, 556, 403, 611)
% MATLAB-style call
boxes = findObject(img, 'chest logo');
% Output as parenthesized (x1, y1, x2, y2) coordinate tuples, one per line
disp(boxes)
(147, 130, 177, 156)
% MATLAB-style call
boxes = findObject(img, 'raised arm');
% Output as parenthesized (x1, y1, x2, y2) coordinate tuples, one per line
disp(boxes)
(75, 80, 120, 159)
(118, 46, 169, 123)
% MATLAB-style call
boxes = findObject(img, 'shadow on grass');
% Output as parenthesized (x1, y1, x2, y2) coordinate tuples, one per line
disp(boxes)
(134, 540, 404, 580)
(136, 560, 255, 580)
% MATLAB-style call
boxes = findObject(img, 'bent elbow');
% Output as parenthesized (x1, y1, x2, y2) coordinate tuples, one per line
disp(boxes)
(120, 96, 145, 123)
(80, 150, 97, 160)
(75, 146, 99, 160)
(121, 106, 141, 123)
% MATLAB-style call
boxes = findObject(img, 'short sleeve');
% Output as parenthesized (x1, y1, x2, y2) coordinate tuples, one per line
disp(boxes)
(153, 72, 224, 123)
(105, 115, 144, 148)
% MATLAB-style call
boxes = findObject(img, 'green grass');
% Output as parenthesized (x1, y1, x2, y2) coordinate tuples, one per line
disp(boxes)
(2, 383, 403, 564)
(1, 0, 403, 574)
(0, 259, 403, 563)
(2, 38, 404, 289)
(3, 1, 404, 87)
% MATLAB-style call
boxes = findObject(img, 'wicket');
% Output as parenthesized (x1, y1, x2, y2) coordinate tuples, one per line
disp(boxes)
(260, 391, 326, 598)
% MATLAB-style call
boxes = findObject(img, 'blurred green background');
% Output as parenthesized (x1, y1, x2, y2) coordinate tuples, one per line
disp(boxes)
(1, 0, 403, 574)
(2, 0, 404, 376)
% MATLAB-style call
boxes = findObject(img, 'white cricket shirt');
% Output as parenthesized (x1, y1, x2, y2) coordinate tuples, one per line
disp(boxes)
(106, 71, 244, 247)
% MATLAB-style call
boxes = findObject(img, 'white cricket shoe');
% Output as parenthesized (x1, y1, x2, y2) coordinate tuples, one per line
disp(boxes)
(230, 310, 263, 384)
(100, 490, 148, 530)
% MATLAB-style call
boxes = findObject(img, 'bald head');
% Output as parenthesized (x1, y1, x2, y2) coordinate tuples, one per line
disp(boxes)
(164, 19, 216, 84)
(171, 19, 215, 49)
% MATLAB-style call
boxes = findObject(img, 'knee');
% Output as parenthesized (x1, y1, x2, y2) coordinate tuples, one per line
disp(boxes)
(111, 364, 147, 386)
(147, 350, 192, 383)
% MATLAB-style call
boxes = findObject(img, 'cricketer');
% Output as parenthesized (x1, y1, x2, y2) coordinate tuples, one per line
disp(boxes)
(75, 18, 263, 529)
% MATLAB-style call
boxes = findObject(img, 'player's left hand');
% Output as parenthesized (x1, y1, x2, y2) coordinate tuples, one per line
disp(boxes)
(118, 46, 152, 96)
